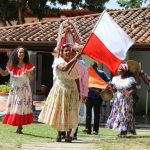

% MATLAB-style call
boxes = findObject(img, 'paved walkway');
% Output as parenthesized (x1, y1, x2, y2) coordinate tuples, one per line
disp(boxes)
(16, 137, 98, 150)
(15, 130, 150, 150)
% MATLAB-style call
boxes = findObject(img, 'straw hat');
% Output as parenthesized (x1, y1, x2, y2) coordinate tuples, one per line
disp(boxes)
(127, 60, 140, 73)
(100, 89, 113, 101)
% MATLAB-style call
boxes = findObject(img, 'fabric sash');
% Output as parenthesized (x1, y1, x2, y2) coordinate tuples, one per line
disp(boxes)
(88, 66, 107, 89)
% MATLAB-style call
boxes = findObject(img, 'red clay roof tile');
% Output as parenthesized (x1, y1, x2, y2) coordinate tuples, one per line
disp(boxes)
(0, 7, 149, 47)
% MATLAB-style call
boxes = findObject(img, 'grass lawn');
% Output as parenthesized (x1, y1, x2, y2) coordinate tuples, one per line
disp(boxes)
(0, 121, 150, 150)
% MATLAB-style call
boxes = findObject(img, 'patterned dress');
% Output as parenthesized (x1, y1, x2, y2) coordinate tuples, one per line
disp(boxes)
(38, 57, 79, 131)
(2, 63, 35, 126)
(106, 76, 135, 132)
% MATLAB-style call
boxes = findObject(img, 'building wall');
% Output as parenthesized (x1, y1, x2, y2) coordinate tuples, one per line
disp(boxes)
(128, 50, 150, 115)
(29, 51, 54, 100)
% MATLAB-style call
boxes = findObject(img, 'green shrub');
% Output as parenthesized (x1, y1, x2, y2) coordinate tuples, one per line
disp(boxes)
(0, 83, 10, 93)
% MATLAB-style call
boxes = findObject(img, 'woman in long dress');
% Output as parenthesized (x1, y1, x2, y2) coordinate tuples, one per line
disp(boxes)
(38, 44, 81, 142)
(106, 63, 136, 138)
(0, 47, 35, 134)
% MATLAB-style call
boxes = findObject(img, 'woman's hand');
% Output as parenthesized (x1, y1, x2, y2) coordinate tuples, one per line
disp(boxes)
(74, 52, 82, 60)
(122, 89, 132, 98)
(80, 96, 87, 103)
(26, 71, 33, 80)
(107, 82, 116, 93)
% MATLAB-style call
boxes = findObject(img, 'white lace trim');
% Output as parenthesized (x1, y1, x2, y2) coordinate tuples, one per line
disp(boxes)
(112, 76, 136, 89)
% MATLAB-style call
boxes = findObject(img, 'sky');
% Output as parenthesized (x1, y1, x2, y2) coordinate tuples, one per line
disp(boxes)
(47, 0, 123, 9)
(105, 0, 123, 9)
(105, 0, 149, 9)
(47, 0, 149, 9)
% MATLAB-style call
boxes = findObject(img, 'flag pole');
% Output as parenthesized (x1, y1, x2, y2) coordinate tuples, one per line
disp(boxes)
(81, 9, 107, 53)
(68, 10, 107, 74)
(92, 9, 106, 32)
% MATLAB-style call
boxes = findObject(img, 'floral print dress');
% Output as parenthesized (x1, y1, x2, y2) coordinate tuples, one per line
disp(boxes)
(106, 76, 136, 132)
(2, 63, 35, 126)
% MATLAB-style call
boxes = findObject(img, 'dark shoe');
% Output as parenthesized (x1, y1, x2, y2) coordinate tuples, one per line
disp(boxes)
(117, 131, 127, 138)
(61, 135, 66, 139)
(61, 131, 66, 139)
(56, 137, 61, 142)
(129, 130, 136, 135)
(65, 136, 72, 143)
(72, 136, 77, 140)
(16, 130, 23, 134)
(83, 129, 91, 134)
(93, 131, 98, 135)
(16, 126, 23, 134)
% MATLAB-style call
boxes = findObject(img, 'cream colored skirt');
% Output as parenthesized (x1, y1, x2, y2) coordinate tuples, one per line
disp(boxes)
(38, 79, 79, 131)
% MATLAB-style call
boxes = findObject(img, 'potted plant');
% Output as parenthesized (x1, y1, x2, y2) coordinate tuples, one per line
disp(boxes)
(0, 82, 10, 101)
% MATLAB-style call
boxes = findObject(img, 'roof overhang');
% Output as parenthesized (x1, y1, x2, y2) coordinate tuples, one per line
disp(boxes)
(131, 43, 150, 51)
(0, 41, 57, 51)
(0, 42, 149, 52)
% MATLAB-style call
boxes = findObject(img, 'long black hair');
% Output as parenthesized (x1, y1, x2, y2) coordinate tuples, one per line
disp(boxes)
(8, 46, 29, 67)
(125, 70, 134, 78)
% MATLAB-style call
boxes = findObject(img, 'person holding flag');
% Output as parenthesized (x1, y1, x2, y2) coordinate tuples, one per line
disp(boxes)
(38, 20, 82, 143)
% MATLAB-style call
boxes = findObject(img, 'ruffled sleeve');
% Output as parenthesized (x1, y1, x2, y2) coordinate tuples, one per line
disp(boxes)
(26, 63, 35, 72)
(7, 63, 35, 77)
(112, 76, 136, 89)
(53, 57, 79, 80)
(52, 57, 65, 69)
(128, 76, 136, 85)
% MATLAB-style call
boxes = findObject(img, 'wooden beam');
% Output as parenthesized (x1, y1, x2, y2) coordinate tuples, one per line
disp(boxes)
(0, 41, 57, 52)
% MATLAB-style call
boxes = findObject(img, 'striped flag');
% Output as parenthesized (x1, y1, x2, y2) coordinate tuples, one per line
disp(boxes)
(82, 10, 134, 74)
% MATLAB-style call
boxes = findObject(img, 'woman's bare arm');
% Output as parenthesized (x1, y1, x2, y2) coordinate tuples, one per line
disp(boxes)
(57, 53, 81, 72)
(26, 71, 33, 80)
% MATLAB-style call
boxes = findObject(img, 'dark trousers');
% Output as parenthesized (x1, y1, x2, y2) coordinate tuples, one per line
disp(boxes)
(74, 127, 78, 137)
(85, 97, 102, 133)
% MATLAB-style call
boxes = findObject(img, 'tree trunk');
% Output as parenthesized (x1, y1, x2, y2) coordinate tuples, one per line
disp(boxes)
(17, 0, 25, 24)
(18, 0, 23, 24)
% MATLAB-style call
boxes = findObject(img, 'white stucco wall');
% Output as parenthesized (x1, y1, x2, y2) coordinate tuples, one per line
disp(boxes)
(128, 50, 150, 114)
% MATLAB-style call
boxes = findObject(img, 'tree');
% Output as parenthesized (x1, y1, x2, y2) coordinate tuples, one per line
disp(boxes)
(79, 0, 109, 12)
(55, 0, 109, 12)
(0, 0, 50, 25)
(27, 0, 49, 21)
(0, 0, 18, 26)
(0, 0, 109, 26)
(16, 0, 26, 24)
(117, 0, 149, 9)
